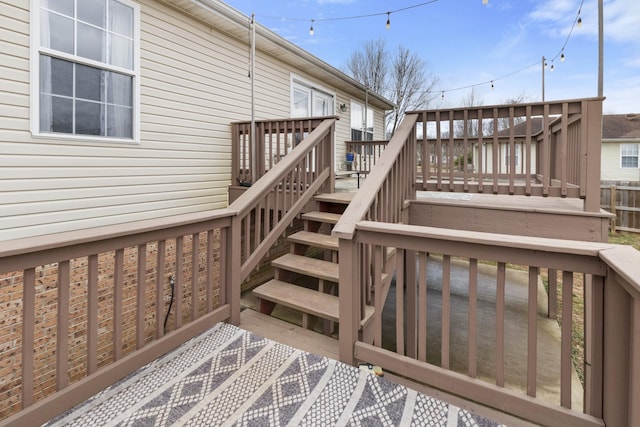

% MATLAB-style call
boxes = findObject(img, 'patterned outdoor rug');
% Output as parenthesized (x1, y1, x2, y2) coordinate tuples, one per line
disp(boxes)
(46, 323, 503, 426)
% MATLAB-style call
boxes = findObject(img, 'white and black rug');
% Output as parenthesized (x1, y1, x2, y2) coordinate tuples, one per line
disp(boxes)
(46, 323, 503, 426)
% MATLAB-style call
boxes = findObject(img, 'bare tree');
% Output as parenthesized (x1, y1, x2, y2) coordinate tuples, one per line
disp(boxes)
(454, 88, 483, 138)
(346, 39, 439, 137)
(345, 38, 389, 95)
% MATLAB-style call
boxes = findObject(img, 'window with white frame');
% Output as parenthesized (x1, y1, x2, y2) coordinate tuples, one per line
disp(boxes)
(621, 144, 640, 168)
(505, 143, 520, 168)
(291, 80, 333, 118)
(350, 100, 373, 142)
(33, 0, 139, 140)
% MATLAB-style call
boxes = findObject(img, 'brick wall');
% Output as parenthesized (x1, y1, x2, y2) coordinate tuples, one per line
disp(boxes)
(0, 231, 222, 419)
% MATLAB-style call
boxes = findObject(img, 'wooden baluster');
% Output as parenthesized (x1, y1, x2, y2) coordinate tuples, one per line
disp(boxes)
(441, 255, 451, 370)
(468, 258, 478, 378)
(113, 249, 124, 360)
(156, 240, 166, 338)
(137, 244, 146, 349)
(496, 262, 506, 386)
(56, 262, 70, 390)
(22, 268, 36, 408)
(561, 270, 573, 408)
(527, 266, 539, 397)
(87, 254, 98, 374)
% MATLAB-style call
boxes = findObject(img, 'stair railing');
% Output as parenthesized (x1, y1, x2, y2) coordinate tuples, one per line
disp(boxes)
(228, 117, 336, 288)
(333, 113, 419, 362)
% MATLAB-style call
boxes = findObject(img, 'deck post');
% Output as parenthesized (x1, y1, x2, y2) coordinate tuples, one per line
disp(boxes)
(228, 217, 242, 325)
(601, 268, 631, 426)
(582, 99, 603, 212)
(339, 238, 359, 365)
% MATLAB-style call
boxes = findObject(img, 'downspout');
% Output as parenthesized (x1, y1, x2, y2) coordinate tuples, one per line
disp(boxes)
(250, 13, 256, 184)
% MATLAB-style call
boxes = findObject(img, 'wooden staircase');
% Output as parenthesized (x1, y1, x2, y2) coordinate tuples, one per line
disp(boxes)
(252, 193, 374, 335)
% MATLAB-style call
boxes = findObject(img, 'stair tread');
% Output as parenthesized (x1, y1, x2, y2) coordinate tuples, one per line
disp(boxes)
(288, 230, 339, 250)
(253, 279, 374, 324)
(273, 253, 339, 282)
(301, 211, 342, 225)
(314, 193, 354, 204)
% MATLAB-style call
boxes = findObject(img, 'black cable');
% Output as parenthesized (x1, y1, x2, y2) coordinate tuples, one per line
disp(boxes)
(163, 275, 175, 334)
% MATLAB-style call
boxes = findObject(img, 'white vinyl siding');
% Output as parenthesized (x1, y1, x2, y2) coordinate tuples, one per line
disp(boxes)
(0, 0, 387, 241)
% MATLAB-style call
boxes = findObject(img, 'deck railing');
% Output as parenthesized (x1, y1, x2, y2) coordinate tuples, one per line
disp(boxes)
(415, 98, 603, 212)
(334, 97, 639, 426)
(0, 118, 337, 426)
(343, 222, 639, 427)
(0, 210, 237, 426)
(231, 116, 336, 185)
(229, 118, 336, 283)
(345, 140, 389, 173)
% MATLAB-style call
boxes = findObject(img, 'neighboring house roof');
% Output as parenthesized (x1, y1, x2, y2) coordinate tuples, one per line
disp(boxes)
(162, 0, 395, 111)
(602, 114, 640, 139)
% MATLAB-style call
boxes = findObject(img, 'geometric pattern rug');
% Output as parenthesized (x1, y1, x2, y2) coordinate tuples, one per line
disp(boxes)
(44, 323, 504, 426)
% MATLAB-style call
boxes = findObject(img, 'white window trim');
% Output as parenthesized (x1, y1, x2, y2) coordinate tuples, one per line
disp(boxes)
(620, 143, 640, 168)
(30, 0, 141, 144)
(289, 73, 335, 117)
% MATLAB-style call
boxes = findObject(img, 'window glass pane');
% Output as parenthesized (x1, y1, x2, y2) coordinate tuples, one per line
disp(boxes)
(76, 64, 105, 102)
(622, 157, 638, 168)
(107, 105, 132, 138)
(76, 100, 104, 135)
(40, 56, 73, 97)
(110, 0, 134, 37)
(77, 23, 105, 62)
(107, 72, 132, 106)
(41, 0, 74, 16)
(109, 34, 133, 69)
(40, 95, 73, 133)
(78, 0, 106, 28)
(41, 11, 74, 54)
(350, 101, 362, 129)
(621, 144, 639, 156)
(293, 88, 309, 117)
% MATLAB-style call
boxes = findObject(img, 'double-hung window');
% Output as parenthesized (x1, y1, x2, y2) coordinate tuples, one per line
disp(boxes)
(33, 0, 139, 141)
(621, 144, 639, 168)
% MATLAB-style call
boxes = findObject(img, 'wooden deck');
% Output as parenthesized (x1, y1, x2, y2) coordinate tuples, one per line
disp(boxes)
(240, 309, 536, 427)
(411, 191, 613, 242)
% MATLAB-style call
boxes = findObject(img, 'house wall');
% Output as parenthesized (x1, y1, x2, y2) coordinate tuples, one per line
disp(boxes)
(601, 140, 640, 182)
(0, 0, 382, 241)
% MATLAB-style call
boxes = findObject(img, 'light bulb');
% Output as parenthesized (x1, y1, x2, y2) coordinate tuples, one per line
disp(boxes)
(441, 91, 444, 100)
(386, 13, 390, 30)
(577, 16, 582, 28)
(491, 81, 494, 90)
(483, 0, 488, 4)
(560, 52, 565, 62)
(550, 63, 555, 71)
(309, 20, 314, 36)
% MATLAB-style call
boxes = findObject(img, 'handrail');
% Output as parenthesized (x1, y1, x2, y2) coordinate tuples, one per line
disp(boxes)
(412, 98, 603, 210)
(231, 116, 338, 185)
(229, 118, 336, 283)
(347, 220, 640, 427)
(333, 114, 419, 240)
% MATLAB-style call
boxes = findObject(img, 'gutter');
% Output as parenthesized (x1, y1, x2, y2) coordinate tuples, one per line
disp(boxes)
(189, 0, 396, 110)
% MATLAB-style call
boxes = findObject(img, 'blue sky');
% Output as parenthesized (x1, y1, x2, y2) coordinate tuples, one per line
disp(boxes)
(222, 0, 639, 114)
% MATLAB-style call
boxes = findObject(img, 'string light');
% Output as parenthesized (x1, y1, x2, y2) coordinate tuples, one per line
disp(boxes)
(550, 61, 555, 71)
(250, 0, 584, 98)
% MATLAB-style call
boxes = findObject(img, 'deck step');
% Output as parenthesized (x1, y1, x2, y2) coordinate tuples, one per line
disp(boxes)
(288, 230, 339, 251)
(253, 279, 374, 326)
(273, 253, 339, 282)
(314, 192, 354, 205)
(301, 211, 342, 225)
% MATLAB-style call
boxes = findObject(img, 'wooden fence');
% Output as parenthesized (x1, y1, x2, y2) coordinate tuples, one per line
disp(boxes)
(600, 182, 640, 233)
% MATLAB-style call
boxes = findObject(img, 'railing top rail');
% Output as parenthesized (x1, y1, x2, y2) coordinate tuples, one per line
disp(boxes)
(599, 244, 640, 296)
(356, 220, 614, 256)
(406, 97, 604, 116)
(0, 208, 235, 263)
(229, 118, 337, 217)
(231, 115, 339, 126)
(345, 140, 390, 144)
(333, 113, 419, 240)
